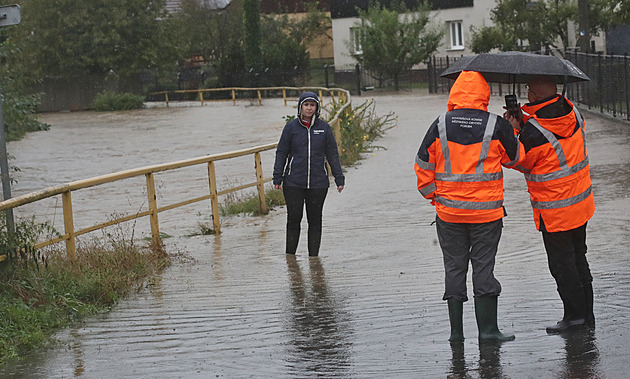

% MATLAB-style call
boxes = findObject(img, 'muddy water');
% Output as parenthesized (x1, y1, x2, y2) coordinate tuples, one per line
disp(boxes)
(2, 93, 630, 378)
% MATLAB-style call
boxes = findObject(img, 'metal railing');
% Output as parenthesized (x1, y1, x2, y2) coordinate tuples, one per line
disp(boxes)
(0, 87, 352, 261)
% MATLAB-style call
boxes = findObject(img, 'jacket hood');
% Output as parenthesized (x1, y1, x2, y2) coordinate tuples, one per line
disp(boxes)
(522, 95, 577, 138)
(447, 71, 490, 112)
(297, 92, 321, 124)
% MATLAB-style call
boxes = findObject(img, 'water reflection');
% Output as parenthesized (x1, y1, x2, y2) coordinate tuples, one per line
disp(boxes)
(559, 330, 601, 379)
(285, 255, 352, 377)
(448, 342, 471, 379)
(448, 341, 505, 379)
(478, 341, 505, 379)
(70, 328, 85, 377)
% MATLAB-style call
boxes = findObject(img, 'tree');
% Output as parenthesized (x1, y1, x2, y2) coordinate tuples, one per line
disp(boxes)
(7, 0, 177, 79)
(260, 15, 309, 85)
(243, 0, 262, 72)
(351, 1, 442, 90)
(471, 0, 630, 54)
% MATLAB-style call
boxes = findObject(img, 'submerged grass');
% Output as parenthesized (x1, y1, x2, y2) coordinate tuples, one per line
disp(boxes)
(0, 226, 171, 366)
(219, 187, 286, 217)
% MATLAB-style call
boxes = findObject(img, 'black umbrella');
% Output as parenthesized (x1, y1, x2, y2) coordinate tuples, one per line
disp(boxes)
(440, 51, 590, 84)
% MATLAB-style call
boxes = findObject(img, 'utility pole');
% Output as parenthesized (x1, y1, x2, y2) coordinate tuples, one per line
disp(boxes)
(0, 4, 21, 234)
(577, 0, 590, 53)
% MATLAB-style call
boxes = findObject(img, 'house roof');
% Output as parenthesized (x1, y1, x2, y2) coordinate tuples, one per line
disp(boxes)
(331, 0, 473, 19)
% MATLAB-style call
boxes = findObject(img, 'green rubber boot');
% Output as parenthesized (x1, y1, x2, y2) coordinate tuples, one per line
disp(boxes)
(447, 299, 465, 343)
(474, 296, 515, 342)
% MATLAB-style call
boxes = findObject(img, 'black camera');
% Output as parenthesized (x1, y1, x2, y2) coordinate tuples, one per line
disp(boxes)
(505, 94, 520, 117)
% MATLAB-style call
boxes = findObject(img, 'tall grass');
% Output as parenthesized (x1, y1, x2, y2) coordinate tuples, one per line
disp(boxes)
(220, 187, 286, 217)
(0, 219, 171, 366)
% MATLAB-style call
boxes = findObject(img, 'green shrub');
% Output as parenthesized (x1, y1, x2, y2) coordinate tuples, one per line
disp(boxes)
(324, 98, 397, 166)
(92, 91, 145, 111)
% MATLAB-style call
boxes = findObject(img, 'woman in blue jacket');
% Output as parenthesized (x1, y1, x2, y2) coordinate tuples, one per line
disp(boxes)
(273, 92, 345, 256)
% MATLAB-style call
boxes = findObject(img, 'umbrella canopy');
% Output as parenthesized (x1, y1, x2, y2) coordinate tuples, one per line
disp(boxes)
(440, 51, 590, 84)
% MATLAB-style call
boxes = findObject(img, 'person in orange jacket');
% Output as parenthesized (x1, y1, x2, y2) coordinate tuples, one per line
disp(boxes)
(415, 71, 525, 343)
(505, 75, 595, 334)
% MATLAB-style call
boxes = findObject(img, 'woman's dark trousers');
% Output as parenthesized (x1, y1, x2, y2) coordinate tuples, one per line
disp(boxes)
(283, 186, 328, 256)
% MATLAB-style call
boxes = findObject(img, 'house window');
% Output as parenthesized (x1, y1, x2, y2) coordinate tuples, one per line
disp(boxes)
(449, 21, 464, 50)
(350, 27, 363, 55)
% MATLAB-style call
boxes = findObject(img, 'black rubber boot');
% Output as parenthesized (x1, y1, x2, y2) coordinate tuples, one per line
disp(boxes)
(286, 227, 300, 255)
(307, 229, 321, 257)
(474, 296, 515, 342)
(546, 285, 587, 334)
(447, 299, 464, 343)
(583, 283, 595, 328)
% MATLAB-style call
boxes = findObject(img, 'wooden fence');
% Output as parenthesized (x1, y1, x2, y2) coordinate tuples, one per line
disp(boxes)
(0, 87, 352, 261)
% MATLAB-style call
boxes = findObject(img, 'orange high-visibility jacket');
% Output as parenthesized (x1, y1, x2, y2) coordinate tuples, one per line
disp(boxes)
(515, 95, 595, 232)
(415, 71, 525, 223)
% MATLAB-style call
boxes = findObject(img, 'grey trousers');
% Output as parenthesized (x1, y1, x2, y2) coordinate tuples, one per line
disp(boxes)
(436, 216, 503, 302)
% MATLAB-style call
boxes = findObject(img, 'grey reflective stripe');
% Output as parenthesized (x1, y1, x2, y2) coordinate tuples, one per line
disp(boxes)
(524, 115, 589, 183)
(525, 156, 589, 182)
(573, 106, 588, 159)
(435, 196, 503, 210)
(436, 113, 499, 183)
(437, 114, 451, 174)
(420, 182, 437, 197)
(436, 171, 503, 182)
(529, 118, 568, 166)
(515, 164, 530, 173)
(415, 154, 435, 170)
(531, 186, 592, 210)
(477, 113, 496, 173)
(433, 113, 503, 210)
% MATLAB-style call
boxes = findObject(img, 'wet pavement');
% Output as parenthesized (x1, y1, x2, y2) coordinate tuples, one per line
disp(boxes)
(2, 92, 630, 378)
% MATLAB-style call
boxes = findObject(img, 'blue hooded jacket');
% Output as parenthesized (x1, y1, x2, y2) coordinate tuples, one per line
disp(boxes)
(273, 92, 345, 189)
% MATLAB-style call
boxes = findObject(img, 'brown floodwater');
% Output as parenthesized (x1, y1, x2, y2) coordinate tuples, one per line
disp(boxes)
(1, 92, 629, 378)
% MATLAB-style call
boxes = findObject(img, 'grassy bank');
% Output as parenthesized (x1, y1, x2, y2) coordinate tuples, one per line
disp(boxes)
(0, 220, 171, 366)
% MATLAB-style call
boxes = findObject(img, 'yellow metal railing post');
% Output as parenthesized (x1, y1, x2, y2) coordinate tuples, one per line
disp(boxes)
(145, 173, 161, 246)
(199, 91, 204, 106)
(165, 93, 169, 108)
(257, 90, 262, 105)
(254, 152, 267, 214)
(232, 89, 236, 106)
(283, 89, 287, 106)
(319, 90, 323, 101)
(333, 118, 342, 149)
(207, 161, 221, 233)
(62, 191, 77, 261)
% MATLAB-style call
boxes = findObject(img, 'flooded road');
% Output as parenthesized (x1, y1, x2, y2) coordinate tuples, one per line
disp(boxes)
(2, 92, 630, 378)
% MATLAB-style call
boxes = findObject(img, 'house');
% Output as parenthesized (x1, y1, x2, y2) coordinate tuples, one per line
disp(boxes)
(331, 0, 495, 70)
(330, 0, 612, 71)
